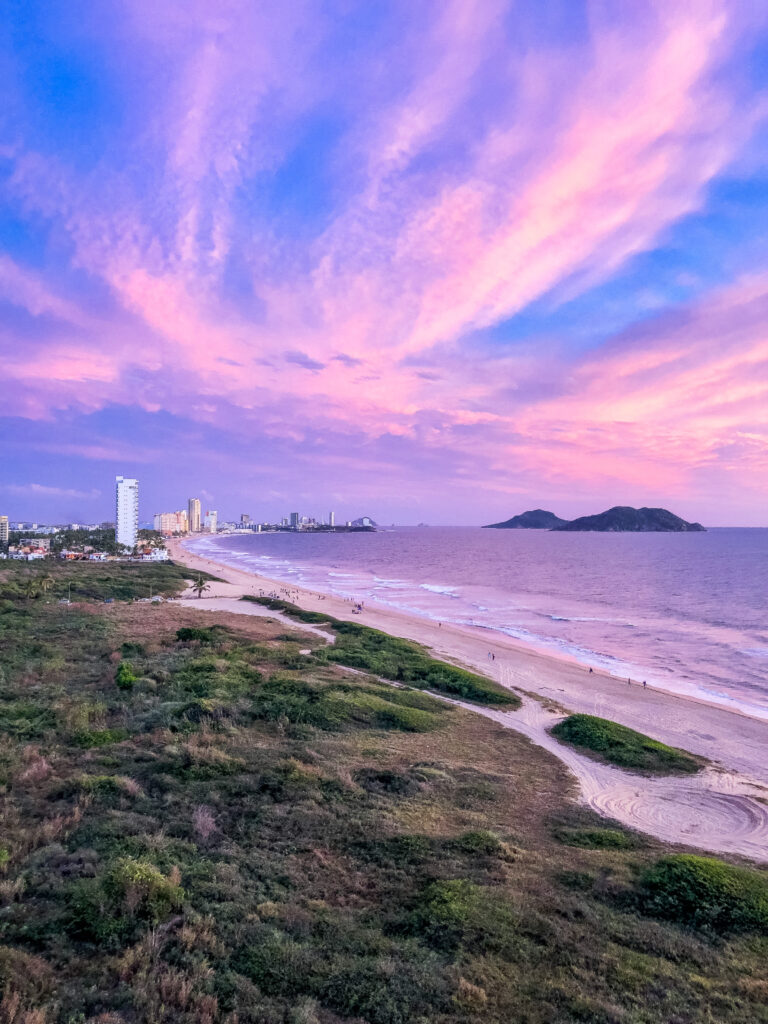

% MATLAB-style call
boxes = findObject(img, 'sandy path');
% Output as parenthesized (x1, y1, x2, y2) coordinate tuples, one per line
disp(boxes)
(170, 539, 768, 861)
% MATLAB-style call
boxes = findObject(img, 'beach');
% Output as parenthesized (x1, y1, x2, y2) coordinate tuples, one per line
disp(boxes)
(168, 537, 768, 861)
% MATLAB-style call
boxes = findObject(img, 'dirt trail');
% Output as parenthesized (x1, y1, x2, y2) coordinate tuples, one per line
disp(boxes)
(176, 590, 768, 862)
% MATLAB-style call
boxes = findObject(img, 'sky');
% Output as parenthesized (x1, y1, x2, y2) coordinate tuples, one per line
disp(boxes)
(1, 0, 768, 527)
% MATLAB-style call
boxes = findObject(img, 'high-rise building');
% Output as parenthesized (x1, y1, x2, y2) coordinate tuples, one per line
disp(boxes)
(115, 476, 139, 550)
(290, 512, 299, 529)
(153, 511, 188, 534)
(329, 511, 335, 527)
(188, 497, 201, 533)
(0, 516, 8, 545)
(204, 510, 218, 533)
(240, 513, 250, 525)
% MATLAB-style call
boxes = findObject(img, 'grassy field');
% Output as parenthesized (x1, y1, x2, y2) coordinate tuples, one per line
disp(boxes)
(550, 713, 704, 775)
(243, 595, 518, 707)
(0, 558, 218, 603)
(0, 567, 765, 1023)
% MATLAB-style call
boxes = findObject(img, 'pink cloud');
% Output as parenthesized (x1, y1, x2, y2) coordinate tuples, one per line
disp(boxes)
(2, 0, 767, 522)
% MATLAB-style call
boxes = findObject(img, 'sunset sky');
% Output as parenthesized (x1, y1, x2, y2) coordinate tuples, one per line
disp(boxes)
(2, 0, 768, 525)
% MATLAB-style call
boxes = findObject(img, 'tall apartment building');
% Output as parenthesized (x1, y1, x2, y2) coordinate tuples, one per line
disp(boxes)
(115, 476, 139, 550)
(188, 497, 201, 533)
(0, 516, 8, 545)
(290, 512, 300, 529)
(204, 510, 218, 533)
(153, 510, 188, 534)
(328, 511, 335, 527)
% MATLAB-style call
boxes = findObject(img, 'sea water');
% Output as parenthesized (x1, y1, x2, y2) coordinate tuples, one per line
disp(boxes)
(188, 526, 768, 719)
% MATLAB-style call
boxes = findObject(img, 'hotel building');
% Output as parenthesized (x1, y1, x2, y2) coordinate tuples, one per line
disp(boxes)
(0, 516, 8, 545)
(115, 476, 139, 550)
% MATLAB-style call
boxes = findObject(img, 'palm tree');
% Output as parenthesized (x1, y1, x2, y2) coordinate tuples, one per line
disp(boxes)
(38, 574, 54, 599)
(191, 576, 211, 599)
(23, 576, 40, 602)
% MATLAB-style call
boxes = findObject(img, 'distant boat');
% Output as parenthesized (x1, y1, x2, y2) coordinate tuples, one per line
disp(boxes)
(417, 522, 429, 527)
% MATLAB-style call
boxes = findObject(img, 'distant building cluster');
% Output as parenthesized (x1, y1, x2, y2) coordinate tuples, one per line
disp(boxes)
(151, 495, 218, 537)
(1, 476, 374, 563)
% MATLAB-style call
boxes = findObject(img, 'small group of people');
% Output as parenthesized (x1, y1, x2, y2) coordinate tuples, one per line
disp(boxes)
(589, 666, 647, 689)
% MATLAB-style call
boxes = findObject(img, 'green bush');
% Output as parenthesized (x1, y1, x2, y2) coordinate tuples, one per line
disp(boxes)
(453, 829, 506, 856)
(72, 727, 130, 748)
(252, 677, 442, 734)
(65, 857, 183, 944)
(638, 855, 768, 933)
(114, 660, 136, 690)
(408, 879, 521, 954)
(550, 714, 701, 774)
(0, 700, 57, 739)
(176, 626, 226, 644)
(555, 827, 637, 849)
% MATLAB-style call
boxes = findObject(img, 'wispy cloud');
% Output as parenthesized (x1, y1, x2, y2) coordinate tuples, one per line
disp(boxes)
(0, 0, 766, 521)
(4, 484, 102, 500)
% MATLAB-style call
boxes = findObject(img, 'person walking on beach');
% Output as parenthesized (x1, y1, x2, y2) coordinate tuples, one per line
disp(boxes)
(643, 680, 647, 689)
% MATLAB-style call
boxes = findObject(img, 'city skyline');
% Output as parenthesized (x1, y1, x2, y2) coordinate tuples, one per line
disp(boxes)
(1, 3, 767, 526)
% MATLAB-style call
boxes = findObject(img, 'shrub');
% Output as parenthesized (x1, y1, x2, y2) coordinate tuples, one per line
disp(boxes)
(176, 626, 225, 644)
(554, 827, 637, 849)
(638, 855, 768, 933)
(103, 857, 184, 922)
(72, 727, 129, 748)
(408, 879, 520, 954)
(550, 714, 701, 775)
(453, 830, 507, 857)
(115, 661, 136, 691)
(65, 857, 183, 943)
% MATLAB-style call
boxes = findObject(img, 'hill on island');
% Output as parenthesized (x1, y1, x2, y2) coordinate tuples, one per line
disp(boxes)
(483, 509, 567, 529)
(552, 506, 706, 532)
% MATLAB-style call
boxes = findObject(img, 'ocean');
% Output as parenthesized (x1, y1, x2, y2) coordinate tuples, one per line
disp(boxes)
(188, 526, 768, 719)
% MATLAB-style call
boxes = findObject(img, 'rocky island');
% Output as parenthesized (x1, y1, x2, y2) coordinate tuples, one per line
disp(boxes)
(483, 509, 567, 529)
(553, 506, 706, 532)
(484, 506, 706, 532)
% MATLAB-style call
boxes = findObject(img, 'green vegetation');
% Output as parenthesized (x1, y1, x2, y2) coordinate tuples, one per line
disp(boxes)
(243, 595, 519, 707)
(0, 563, 764, 1023)
(555, 825, 639, 849)
(639, 855, 768, 933)
(114, 660, 136, 690)
(0, 557, 219, 603)
(551, 713, 703, 774)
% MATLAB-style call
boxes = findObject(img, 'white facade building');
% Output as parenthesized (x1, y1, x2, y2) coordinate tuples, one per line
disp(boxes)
(204, 510, 218, 533)
(0, 516, 8, 545)
(115, 476, 139, 550)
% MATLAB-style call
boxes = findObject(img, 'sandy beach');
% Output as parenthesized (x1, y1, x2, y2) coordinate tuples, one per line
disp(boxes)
(168, 537, 768, 861)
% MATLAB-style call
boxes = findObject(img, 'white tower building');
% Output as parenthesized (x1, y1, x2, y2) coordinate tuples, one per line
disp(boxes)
(115, 476, 139, 550)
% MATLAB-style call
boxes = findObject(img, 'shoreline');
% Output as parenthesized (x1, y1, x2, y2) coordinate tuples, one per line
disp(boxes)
(167, 537, 768, 861)
(169, 537, 768, 787)
(179, 532, 768, 724)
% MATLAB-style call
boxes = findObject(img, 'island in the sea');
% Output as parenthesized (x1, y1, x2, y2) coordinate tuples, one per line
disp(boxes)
(483, 509, 567, 529)
(483, 505, 706, 532)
